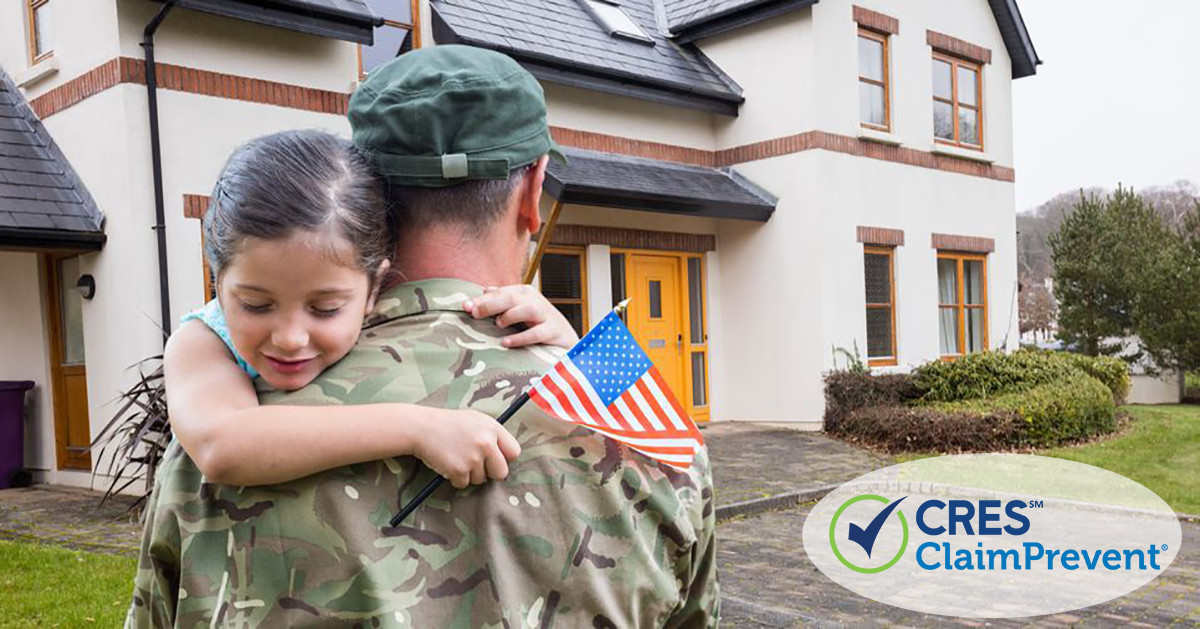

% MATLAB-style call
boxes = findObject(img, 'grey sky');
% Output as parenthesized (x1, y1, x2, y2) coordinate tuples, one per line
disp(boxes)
(1012, 1, 1200, 212)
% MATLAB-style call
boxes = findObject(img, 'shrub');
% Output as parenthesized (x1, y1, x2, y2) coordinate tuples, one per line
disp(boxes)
(929, 371, 1116, 448)
(1059, 353, 1130, 404)
(912, 350, 1080, 402)
(832, 405, 1023, 452)
(823, 371, 919, 433)
(912, 349, 1130, 404)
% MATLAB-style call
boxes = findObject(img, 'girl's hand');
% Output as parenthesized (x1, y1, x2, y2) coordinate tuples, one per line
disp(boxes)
(411, 407, 521, 489)
(463, 284, 581, 349)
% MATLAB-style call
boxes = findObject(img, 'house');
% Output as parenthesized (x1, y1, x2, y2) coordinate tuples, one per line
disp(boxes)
(0, 0, 1038, 487)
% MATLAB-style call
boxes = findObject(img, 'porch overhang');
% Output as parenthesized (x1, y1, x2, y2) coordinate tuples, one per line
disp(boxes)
(544, 148, 776, 222)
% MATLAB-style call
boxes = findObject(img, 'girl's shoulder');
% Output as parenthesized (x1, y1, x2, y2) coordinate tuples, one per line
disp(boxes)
(180, 300, 259, 378)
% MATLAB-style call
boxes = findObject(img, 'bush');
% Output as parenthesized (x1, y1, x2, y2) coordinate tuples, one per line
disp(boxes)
(825, 350, 1123, 452)
(1058, 352, 1130, 404)
(833, 405, 1023, 452)
(911, 349, 1129, 404)
(930, 372, 1116, 448)
(823, 371, 919, 433)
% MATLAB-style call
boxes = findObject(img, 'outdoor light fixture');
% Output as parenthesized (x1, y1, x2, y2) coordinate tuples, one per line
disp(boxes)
(75, 274, 96, 300)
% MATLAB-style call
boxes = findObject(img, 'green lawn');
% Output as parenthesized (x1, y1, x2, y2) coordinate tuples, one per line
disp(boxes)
(0, 540, 136, 627)
(892, 404, 1200, 514)
(1043, 404, 1200, 515)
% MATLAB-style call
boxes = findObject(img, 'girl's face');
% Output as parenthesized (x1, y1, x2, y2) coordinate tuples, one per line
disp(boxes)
(218, 231, 378, 391)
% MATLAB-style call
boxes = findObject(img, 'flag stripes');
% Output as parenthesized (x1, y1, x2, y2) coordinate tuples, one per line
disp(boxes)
(530, 353, 704, 468)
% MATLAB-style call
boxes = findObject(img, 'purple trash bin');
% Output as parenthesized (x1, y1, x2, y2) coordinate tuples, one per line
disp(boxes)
(0, 381, 35, 490)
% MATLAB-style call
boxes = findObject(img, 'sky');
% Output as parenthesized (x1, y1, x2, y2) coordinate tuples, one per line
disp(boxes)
(1011, 1, 1200, 212)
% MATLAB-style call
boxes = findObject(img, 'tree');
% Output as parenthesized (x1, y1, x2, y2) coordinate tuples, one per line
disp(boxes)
(1047, 186, 1172, 357)
(1135, 203, 1200, 374)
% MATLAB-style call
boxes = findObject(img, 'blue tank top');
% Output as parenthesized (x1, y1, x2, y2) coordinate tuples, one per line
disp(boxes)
(180, 300, 259, 379)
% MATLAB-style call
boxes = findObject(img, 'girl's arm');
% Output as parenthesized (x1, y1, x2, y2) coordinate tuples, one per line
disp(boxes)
(164, 320, 519, 487)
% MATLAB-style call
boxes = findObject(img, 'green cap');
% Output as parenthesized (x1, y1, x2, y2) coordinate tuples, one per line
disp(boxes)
(349, 45, 565, 188)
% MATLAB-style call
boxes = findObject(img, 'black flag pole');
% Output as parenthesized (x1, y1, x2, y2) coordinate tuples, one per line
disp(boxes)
(389, 391, 530, 527)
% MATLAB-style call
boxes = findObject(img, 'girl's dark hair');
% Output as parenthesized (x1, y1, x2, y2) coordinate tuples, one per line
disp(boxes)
(203, 129, 391, 284)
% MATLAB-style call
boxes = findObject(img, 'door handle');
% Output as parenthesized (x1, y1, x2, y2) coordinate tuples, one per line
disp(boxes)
(677, 333, 683, 349)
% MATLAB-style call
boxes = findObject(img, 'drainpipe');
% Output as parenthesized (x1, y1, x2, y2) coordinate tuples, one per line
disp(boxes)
(142, 0, 175, 343)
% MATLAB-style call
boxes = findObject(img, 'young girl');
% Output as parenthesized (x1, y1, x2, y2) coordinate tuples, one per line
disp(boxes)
(164, 129, 577, 489)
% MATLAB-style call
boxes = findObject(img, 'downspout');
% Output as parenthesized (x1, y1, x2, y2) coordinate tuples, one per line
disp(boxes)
(142, 0, 176, 343)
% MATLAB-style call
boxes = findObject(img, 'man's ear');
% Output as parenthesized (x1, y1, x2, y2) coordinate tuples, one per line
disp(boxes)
(516, 155, 549, 234)
(365, 259, 391, 313)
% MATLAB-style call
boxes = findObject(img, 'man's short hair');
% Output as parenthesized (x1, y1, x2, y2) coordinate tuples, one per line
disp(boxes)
(387, 164, 533, 237)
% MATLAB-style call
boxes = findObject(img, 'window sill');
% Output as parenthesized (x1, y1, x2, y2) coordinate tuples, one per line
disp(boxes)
(16, 56, 59, 88)
(931, 142, 994, 164)
(858, 127, 902, 146)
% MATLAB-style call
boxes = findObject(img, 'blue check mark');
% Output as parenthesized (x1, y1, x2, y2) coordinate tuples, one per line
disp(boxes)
(847, 496, 907, 558)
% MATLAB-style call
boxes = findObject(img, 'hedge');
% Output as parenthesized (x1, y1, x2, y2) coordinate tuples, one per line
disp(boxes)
(928, 371, 1116, 448)
(824, 350, 1124, 452)
(912, 349, 1129, 404)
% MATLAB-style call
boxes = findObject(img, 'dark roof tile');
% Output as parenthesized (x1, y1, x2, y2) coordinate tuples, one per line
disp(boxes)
(0, 69, 104, 248)
(546, 148, 776, 221)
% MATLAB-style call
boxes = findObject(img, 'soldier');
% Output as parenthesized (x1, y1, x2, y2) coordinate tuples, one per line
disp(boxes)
(129, 45, 718, 627)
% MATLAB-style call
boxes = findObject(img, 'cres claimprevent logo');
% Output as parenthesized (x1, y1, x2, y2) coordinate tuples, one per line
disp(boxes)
(830, 494, 909, 574)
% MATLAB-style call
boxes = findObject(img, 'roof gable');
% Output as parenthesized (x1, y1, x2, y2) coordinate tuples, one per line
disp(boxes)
(0, 71, 105, 251)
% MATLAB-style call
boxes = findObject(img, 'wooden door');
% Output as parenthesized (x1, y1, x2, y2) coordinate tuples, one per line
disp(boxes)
(628, 254, 686, 402)
(44, 254, 91, 470)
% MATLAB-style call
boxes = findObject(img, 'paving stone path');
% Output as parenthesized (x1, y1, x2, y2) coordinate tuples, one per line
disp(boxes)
(704, 422, 891, 508)
(0, 485, 140, 557)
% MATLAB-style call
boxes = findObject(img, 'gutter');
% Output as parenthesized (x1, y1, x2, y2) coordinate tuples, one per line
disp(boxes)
(143, 0, 175, 342)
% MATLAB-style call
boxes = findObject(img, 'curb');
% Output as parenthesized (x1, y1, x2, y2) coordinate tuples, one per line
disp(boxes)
(1178, 512, 1200, 523)
(715, 483, 840, 522)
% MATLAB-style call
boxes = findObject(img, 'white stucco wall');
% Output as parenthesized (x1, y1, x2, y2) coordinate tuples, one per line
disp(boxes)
(1128, 372, 1184, 405)
(0, 253, 56, 473)
(543, 82, 716, 150)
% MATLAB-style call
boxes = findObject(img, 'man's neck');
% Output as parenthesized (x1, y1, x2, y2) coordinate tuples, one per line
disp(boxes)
(392, 225, 522, 287)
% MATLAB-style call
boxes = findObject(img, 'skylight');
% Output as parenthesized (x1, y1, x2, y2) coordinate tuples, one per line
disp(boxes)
(582, 0, 654, 44)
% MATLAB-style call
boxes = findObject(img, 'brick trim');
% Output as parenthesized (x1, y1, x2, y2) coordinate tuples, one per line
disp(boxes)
(183, 194, 209, 219)
(550, 127, 715, 167)
(29, 57, 350, 120)
(856, 226, 905, 246)
(715, 131, 1015, 182)
(549, 224, 715, 253)
(853, 6, 899, 34)
(926, 30, 992, 65)
(931, 232, 995, 253)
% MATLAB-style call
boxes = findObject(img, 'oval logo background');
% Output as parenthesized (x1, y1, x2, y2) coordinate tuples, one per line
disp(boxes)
(801, 454, 1183, 618)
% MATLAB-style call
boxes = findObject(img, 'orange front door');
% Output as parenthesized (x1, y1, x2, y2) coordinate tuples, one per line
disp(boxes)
(628, 254, 686, 402)
(45, 255, 91, 471)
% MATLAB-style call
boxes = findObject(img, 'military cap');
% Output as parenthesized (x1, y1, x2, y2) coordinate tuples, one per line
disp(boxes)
(349, 45, 565, 187)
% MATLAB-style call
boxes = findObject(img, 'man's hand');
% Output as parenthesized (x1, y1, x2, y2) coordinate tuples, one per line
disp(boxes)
(410, 407, 521, 489)
(463, 284, 581, 349)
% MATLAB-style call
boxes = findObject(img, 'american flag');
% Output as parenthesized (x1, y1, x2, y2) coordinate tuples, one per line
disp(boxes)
(529, 309, 705, 468)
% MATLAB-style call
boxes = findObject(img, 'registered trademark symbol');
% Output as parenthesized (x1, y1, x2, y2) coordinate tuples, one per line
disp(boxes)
(1161, 544, 1168, 551)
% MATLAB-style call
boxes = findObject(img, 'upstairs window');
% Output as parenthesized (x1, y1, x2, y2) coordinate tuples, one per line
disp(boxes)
(582, 0, 653, 44)
(360, 0, 420, 76)
(932, 54, 983, 149)
(858, 29, 890, 131)
(26, 0, 53, 63)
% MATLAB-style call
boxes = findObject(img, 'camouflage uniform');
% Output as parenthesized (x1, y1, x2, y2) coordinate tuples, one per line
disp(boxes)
(128, 279, 719, 627)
